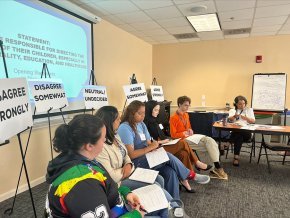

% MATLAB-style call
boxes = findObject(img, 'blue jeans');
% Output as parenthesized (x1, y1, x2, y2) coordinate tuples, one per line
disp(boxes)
(132, 152, 190, 199)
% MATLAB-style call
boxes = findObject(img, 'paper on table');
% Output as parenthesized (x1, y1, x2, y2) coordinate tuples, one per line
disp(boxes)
(132, 184, 168, 213)
(186, 134, 204, 144)
(129, 168, 159, 184)
(145, 147, 169, 168)
(162, 138, 181, 146)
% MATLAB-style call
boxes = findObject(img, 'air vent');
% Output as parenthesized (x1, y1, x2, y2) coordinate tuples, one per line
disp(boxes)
(173, 33, 198, 39)
(223, 28, 251, 35)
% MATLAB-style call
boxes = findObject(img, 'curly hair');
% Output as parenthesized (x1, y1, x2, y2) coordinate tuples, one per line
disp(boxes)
(121, 100, 145, 132)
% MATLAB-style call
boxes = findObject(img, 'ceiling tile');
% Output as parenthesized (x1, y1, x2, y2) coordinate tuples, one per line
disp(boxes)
(179, 38, 201, 42)
(78, 4, 110, 16)
(253, 16, 288, 27)
(166, 26, 195, 34)
(130, 21, 161, 31)
(159, 39, 180, 44)
(224, 33, 250, 39)
(177, 1, 217, 16)
(115, 11, 152, 23)
(95, 1, 139, 14)
(157, 17, 189, 28)
(219, 8, 255, 22)
(221, 19, 252, 29)
(152, 34, 176, 41)
(278, 30, 290, 34)
(143, 28, 169, 36)
(257, 0, 290, 7)
(255, 4, 290, 18)
(251, 31, 277, 36)
(145, 6, 182, 20)
(131, 0, 173, 10)
(103, 15, 126, 25)
(197, 30, 224, 40)
(215, 0, 256, 12)
(251, 25, 281, 32)
(173, 0, 209, 5)
(117, 24, 137, 32)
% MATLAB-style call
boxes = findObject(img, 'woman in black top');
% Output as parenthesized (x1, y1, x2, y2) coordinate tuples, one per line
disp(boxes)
(144, 100, 211, 172)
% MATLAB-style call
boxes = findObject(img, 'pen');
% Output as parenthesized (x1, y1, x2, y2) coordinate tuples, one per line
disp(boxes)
(140, 207, 148, 213)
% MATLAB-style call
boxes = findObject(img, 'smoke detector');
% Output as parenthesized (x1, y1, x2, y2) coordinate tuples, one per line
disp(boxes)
(190, 5, 207, 13)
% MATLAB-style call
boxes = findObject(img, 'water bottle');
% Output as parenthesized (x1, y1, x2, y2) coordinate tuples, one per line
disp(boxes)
(222, 114, 228, 126)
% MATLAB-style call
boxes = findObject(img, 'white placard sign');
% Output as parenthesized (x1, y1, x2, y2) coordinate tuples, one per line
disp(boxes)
(123, 83, 148, 103)
(83, 85, 108, 109)
(28, 79, 68, 112)
(0, 78, 33, 142)
(150, 85, 164, 102)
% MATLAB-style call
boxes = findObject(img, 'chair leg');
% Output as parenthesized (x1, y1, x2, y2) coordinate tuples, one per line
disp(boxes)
(264, 146, 271, 174)
(282, 152, 287, 165)
(225, 145, 229, 159)
(257, 142, 263, 164)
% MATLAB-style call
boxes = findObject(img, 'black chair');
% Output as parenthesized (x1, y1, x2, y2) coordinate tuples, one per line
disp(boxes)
(225, 133, 256, 163)
(257, 134, 290, 173)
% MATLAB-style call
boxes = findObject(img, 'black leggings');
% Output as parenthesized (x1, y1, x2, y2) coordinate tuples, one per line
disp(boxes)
(230, 132, 252, 155)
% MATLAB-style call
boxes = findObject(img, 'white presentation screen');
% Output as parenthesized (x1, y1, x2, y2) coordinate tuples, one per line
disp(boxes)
(0, 0, 93, 116)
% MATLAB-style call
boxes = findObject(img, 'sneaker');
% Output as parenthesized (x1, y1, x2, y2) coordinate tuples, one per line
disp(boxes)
(193, 174, 210, 184)
(209, 168, 228, 180)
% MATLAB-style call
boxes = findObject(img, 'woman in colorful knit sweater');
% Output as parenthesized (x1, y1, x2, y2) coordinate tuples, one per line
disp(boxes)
(46, 114, 145, 218)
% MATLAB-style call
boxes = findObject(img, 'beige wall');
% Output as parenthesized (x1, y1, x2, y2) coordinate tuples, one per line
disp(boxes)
(153, 35, 290, 108)
(0, 20, 152, 201)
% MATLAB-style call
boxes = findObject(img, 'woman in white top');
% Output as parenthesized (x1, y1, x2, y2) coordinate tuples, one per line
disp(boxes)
(228, 95, 255, 166)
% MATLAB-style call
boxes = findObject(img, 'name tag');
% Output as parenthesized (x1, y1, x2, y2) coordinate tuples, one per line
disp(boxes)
(159, 124, 164, 129)
(139, 133, 146, 141)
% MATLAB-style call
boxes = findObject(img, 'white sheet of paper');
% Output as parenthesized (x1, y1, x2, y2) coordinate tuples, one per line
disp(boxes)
(145, 147, 169, 168)
(129, 168, 159, 184)
(132, 184, 168, 213)
(186, 134, 204, 144)
(162, 138, 181, 146)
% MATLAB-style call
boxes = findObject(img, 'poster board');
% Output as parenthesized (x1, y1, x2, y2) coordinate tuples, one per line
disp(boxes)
(251, 73, 287, 111)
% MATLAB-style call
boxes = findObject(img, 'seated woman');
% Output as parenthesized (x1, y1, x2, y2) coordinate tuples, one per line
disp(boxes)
(228, 95, 255, 166)
(170, 96, 228, 180)
(144, 100, 211, 172)
(95, 106, 171, 217)
(117, 100, 210, 199)
(46, 114, 145, 217)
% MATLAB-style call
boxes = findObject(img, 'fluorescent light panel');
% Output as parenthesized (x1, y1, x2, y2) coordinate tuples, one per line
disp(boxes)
(187, 13, 220, 32)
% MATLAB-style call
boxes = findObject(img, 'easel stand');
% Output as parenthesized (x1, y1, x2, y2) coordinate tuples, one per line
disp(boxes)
(122, 73, 138, 115)
(4, 63, 66, 216)
(84, 70, 97, 115)
(1, 40, 37, 217)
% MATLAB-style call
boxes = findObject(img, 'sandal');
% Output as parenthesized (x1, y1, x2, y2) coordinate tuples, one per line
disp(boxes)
(233, 157, 239, 167)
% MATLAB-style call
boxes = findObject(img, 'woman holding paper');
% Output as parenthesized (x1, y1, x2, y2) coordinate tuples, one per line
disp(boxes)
(46, 114, 145, 217)
(170, 96, 228, 180)
(144, 100, 211, 172)
(228, 95, 255, 166)
(95, 106, 173, 217)
(95, 106, 164, 189)
(118, 100, 210, 199)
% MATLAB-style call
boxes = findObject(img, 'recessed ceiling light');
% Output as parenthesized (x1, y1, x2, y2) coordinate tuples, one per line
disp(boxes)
(187, 13, 221, 32)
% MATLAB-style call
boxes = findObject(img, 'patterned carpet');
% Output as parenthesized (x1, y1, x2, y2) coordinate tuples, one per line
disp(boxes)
(0, 147, 289, 218)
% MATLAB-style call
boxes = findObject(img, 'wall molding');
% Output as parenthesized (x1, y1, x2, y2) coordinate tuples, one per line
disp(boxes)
(0, 176, 46, 203)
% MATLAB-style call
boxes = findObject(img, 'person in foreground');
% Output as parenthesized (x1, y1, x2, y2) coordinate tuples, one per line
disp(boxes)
(95, 105, 170, 217)
(170, 96, 228, 180)
(46, 114, 146, 217)
(144, 100, 211, 172)
(228, 95, 255, 166)
(118, 100, 210, 199)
